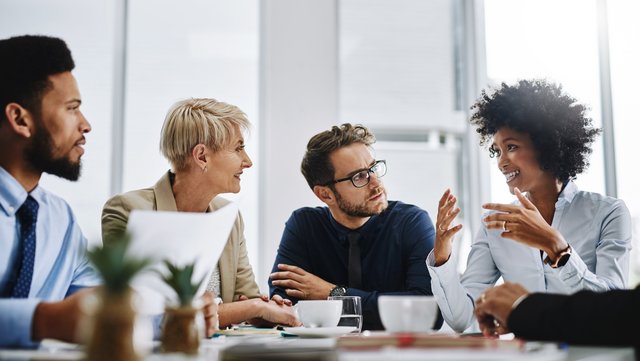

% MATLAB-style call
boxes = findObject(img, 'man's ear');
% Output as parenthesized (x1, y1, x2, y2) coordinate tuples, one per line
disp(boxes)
(313, 185, 335, 205)
(4, 103, 34, 138)
(191, 144, 208, 170)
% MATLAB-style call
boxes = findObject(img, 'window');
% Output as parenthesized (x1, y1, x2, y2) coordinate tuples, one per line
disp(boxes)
(484, 0, 606, 203)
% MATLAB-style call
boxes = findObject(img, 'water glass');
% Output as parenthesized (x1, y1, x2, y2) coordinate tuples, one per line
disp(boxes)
(328, 295, 362, 332)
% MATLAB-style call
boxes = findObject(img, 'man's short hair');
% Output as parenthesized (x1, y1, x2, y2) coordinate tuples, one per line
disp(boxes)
(160, 98, 250, 171)
(0, 35, 75, 123)
(301, 123, 376, 189)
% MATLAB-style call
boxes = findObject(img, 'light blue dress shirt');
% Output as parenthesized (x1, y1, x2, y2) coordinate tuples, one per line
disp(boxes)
(0, 166, 100, 347)
(427, 181, 632, 332)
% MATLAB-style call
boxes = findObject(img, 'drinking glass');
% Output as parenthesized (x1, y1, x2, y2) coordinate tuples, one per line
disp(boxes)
(328, 295, 362, 332)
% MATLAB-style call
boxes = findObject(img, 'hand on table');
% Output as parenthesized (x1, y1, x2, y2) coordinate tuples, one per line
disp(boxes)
(236, 294, 299, 327)
(249, 297, 301, 327)
(474, 282, 529, 337)
(270, 264, 335, 300)
(201, 291, 218, 337)
(32, 287, 95, 343)
(239, 293, 292, 307)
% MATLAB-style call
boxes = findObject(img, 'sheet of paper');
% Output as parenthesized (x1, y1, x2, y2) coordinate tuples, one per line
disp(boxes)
(125, 201, 238, 314)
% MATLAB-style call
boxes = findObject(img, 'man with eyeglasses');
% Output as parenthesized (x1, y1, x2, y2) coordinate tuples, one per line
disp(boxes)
(269, 123, 438, 330)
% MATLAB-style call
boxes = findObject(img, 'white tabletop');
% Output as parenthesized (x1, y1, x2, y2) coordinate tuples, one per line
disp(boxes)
(0, 336, 635, 361)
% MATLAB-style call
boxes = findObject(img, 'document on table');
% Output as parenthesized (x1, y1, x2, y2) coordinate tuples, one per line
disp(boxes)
(126, 201, 238, 314)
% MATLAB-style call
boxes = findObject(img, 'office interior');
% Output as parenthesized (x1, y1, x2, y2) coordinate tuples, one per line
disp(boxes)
(2, 0, 639, 294)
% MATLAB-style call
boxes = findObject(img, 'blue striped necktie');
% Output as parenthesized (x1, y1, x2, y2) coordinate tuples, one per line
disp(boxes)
(10, 195, 39, 298)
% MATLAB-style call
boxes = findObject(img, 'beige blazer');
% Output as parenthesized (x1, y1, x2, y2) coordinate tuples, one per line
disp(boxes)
(101, 171, 260, 303)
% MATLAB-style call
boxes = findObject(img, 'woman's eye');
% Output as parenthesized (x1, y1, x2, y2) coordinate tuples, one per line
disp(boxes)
(507, 144, 517, 151)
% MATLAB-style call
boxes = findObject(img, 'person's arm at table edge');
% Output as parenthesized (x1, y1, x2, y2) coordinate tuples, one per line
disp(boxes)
(509, 288, 640, 346)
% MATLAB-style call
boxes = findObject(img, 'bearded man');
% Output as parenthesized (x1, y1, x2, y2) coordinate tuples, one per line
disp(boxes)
(0, 35, 100, 347)
(269, 123, 437, 330)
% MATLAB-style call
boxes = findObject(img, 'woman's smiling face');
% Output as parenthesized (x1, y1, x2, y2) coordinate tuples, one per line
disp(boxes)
(492, 127, 557, 195)
(205, 128, 252, 195)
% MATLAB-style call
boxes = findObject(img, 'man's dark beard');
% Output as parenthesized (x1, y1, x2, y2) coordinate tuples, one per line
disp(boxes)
(25, 124, 81, 181)
(333, 187, 387, 218)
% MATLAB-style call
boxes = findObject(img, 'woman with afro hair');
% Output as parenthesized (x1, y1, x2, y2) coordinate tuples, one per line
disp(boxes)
(426, 79, 631, 333)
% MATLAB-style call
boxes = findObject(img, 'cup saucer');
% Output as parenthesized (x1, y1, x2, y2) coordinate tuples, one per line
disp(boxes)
(282, 326, 358, 338)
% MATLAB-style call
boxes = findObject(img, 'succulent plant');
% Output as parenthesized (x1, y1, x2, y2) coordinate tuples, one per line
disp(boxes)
(88, 232, 153, 295)
(159, 260, 206, 307)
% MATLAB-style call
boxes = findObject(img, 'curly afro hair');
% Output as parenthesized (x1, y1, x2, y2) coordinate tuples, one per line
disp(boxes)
(469, 79, 601, 181)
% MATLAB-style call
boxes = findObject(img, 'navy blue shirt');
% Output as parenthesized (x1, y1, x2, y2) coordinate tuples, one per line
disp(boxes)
(269, 200, 436, 330)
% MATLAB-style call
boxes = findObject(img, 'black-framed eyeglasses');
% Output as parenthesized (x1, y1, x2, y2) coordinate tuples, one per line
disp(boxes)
(324, 160, 387, 188)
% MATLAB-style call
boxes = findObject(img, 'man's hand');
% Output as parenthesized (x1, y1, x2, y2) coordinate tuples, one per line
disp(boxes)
(434, 189, 463, 266)
(474, 282, 529, 337)
(270, 264, 335, 300)
(201, 291, 218, 337)
(32, 287, 95, 343)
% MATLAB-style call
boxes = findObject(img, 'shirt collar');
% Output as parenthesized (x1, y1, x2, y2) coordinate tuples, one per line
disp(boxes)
(556, 180, 578, 206)
(0, 166, 29, 216)
(328, 209, 381, 243)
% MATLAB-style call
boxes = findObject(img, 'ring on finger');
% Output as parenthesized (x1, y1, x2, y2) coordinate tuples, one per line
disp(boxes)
(502, 221, 508, 232)
(480, 293, 486, 303)
(438, 224, 446, 232)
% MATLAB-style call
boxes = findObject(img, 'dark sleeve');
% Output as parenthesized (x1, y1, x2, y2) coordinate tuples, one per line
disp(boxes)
(349, 208, 438, 330)
(402, 209, 435, 294)
(268, 213, 310, 302)
(509, 288, 640, 347)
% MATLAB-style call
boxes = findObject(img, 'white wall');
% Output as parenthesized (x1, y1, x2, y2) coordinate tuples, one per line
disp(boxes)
(258, 0, 339, 292)
(0, 0, 116, 245)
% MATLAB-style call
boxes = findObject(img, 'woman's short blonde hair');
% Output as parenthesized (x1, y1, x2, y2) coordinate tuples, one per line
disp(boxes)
(160, 98, 250, 170)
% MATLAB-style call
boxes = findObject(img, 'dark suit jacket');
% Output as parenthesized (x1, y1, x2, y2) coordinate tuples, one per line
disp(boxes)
(509, 286, 640, 348)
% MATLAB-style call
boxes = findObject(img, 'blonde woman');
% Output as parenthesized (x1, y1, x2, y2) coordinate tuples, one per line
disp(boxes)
(102, 98, 299, 332)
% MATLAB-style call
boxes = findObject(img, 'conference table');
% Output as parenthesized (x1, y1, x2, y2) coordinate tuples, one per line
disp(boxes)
(0, 332, 635, 361)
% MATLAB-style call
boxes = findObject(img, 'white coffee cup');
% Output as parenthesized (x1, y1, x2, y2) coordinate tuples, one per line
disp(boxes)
(378, 295, 439, 333)
(295, 300, 342, 328)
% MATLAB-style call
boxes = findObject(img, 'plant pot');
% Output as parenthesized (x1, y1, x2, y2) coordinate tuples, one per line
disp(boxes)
(161, 305, 201, 354)
(86, 289, 138, 361)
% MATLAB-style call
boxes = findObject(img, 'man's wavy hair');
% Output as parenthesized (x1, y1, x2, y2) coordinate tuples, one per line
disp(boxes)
(470, 79, 601, 181)
(301, 123, 375, 189)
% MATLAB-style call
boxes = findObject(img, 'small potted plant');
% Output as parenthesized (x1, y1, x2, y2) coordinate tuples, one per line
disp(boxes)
(86, 233, 152, 361)
(159, 260, 207, 355)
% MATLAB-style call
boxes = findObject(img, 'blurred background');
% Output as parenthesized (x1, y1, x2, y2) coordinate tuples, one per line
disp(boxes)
(1, 0, 639, 292)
